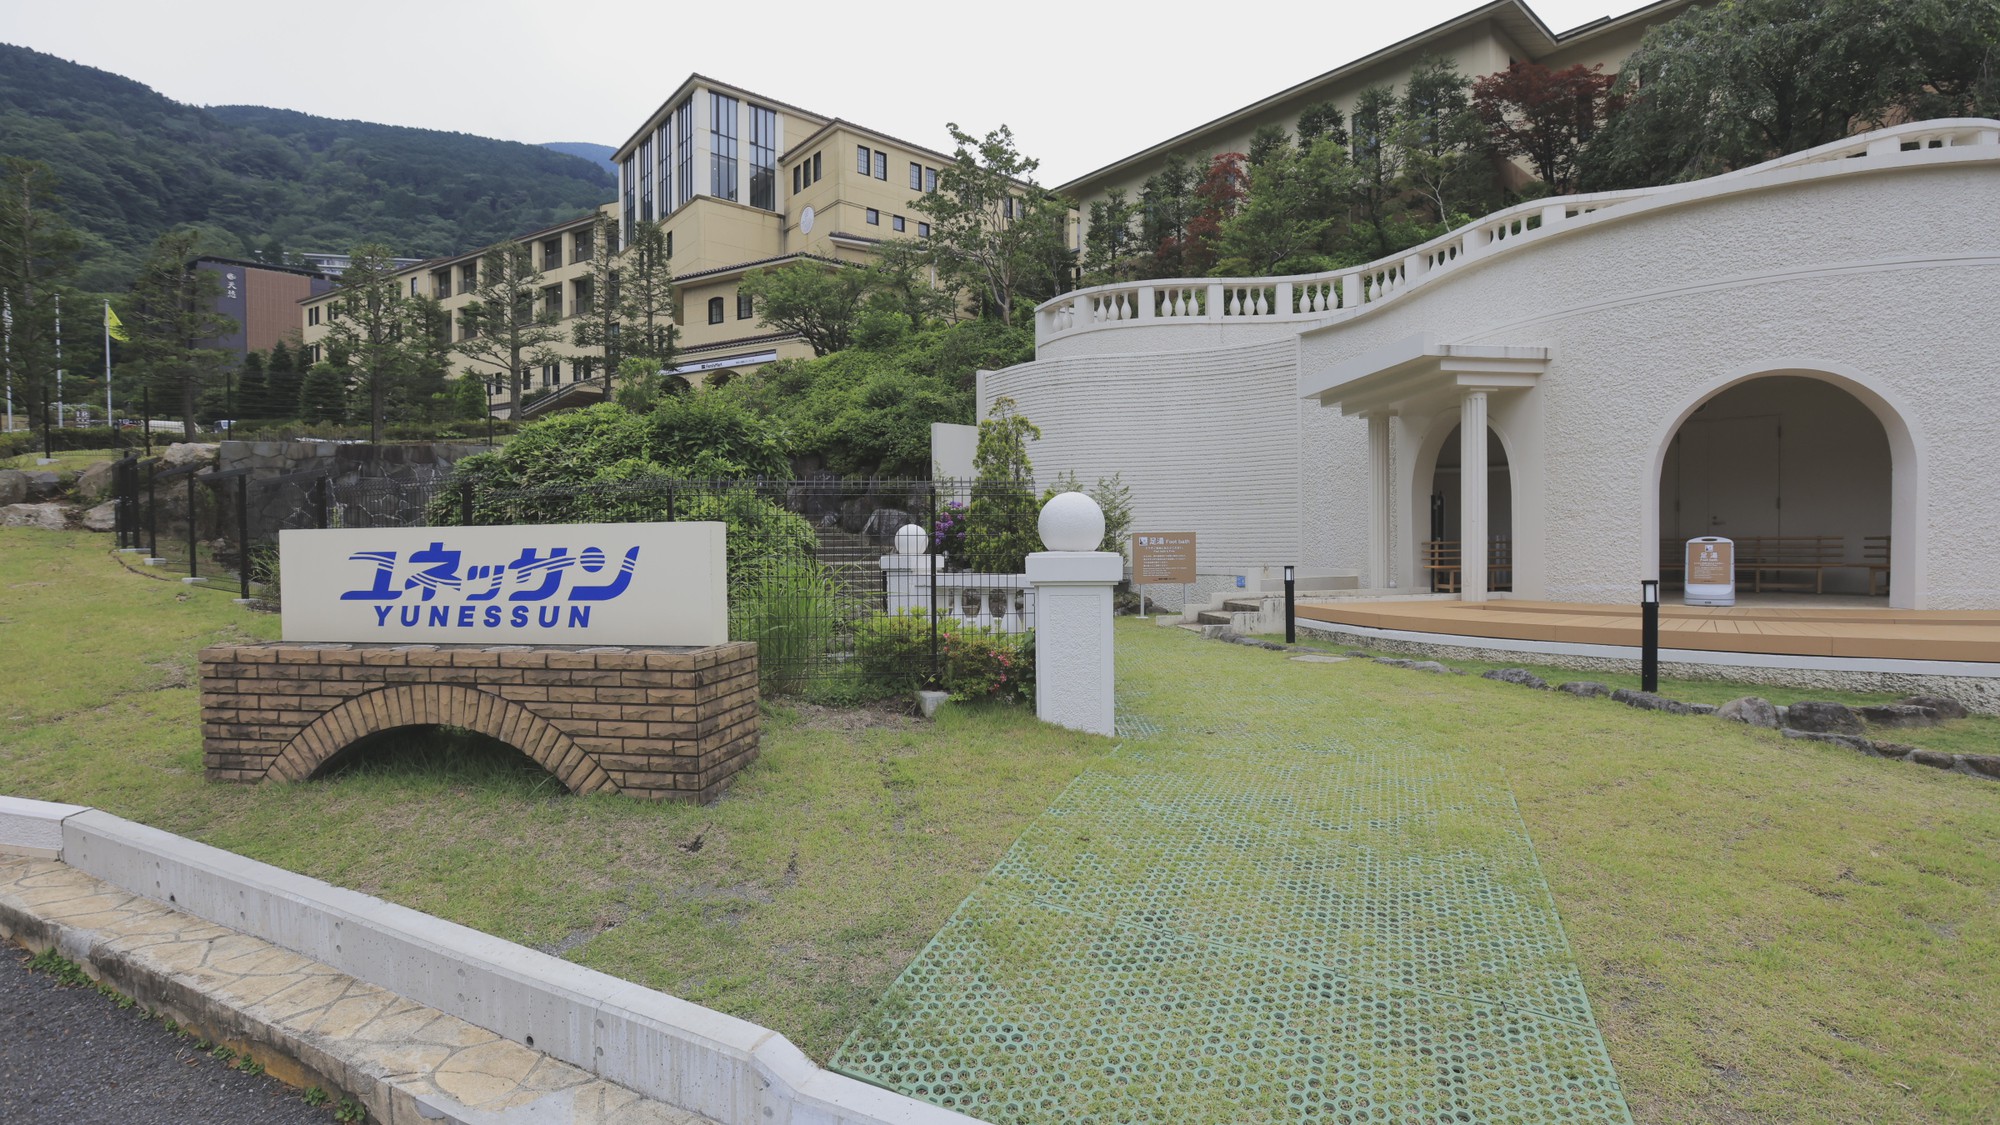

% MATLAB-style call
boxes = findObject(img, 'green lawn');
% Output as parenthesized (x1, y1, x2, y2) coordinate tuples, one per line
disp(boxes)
(0, 528, 1110, 1060)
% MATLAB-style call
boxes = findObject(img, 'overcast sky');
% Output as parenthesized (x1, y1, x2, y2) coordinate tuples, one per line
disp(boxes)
(3, 0, 1645, 186)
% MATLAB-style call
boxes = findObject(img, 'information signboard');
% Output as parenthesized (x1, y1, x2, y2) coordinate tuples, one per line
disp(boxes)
(281, 522, 727, 646)
(1684, 536, 1735, 607)
(1132, 532, 1197, 585)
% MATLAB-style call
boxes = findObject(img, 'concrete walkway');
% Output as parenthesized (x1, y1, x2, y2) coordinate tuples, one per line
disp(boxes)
(833, 624, 1631, 1124)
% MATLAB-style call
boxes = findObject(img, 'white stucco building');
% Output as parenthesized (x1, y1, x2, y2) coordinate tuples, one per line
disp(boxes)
(986, 120, 2000, 613)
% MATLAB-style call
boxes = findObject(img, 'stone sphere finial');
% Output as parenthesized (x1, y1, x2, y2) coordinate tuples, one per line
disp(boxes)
(1038, 491, 1105, 552)
(894, 524, 928, 556)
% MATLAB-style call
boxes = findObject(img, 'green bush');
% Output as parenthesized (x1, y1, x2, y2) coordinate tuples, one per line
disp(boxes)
(965, 397, 1041, 573)
(730, 557, 852, 697)
(853, 611, 1032, 703)
(0, 426, 119, 457)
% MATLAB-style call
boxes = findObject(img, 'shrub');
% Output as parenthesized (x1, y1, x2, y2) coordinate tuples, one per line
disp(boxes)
(965, 397, 1040, 573)
(730, 557, 852, 697)
(0, 426, 119, 458)
(854, 611, 1033, 703)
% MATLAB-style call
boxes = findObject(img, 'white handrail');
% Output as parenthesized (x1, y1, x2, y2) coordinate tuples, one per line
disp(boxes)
(1037, 119, 2000, 346)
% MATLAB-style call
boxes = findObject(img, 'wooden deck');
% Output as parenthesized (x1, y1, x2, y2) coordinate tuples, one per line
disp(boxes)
(1293, 599, 2000, 664)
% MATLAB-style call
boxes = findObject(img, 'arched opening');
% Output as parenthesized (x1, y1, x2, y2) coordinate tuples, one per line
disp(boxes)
(312, 725, 565, 795)
(1426, 424, 1512, 593)
(702, 368, 736, 390)
(1657, 375, 1893, 598)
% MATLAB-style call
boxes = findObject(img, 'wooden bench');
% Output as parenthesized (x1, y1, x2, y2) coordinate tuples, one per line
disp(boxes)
(1735, 535, 1845, 593)
(1423, 537, 1513, 593)
(1862, 534, 1891, 596)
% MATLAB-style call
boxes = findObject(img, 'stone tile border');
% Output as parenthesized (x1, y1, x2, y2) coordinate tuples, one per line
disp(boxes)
(0, 797, 986, 1125)
(199, 642, 759, 802)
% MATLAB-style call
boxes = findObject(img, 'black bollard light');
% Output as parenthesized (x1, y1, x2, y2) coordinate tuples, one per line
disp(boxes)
(1284, 565, 1297, 645)
(1640, 579, 1660, 693)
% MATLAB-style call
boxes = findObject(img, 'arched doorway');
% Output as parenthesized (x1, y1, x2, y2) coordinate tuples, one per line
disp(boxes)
(1657, 374, 1894, 598)
(1428, 424, 1512, 593)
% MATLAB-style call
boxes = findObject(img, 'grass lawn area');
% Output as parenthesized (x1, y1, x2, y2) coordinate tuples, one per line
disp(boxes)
(1273, 627, 2000, 757)
(2, 446, 129, 472)
(0, 528, 1110, 1061)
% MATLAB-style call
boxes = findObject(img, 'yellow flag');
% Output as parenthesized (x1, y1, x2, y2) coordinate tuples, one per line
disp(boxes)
(105, 303, 129, 342)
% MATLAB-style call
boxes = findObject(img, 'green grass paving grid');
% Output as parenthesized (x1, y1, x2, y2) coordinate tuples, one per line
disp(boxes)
(834, 636, 1631, 1124)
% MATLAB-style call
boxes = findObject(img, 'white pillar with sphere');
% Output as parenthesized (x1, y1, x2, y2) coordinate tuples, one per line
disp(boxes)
(1027, 491, 1122, 737)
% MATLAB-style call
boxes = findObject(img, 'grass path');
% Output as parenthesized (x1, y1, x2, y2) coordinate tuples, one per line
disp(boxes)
(837, 623, 2000, 1124)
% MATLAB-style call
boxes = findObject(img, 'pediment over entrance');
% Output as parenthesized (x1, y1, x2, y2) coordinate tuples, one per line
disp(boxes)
(1301, 332, 1548, 416)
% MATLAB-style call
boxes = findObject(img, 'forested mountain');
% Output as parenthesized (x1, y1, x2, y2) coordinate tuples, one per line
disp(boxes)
(541, 142, 618, 177)
(0, 44, 615, 289)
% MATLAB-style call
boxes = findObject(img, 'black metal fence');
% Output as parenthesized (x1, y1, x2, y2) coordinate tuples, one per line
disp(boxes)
(115, 467, 1039, 703)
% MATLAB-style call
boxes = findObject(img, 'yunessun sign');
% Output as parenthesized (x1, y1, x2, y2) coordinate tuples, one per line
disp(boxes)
(279, 523, 726, 646)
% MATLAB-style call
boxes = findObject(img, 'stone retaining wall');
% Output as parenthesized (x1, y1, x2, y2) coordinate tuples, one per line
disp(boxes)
(199, 641, 758, 801)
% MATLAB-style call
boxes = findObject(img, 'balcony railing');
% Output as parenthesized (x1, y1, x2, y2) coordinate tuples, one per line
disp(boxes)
(1036, 119, 2000, 347)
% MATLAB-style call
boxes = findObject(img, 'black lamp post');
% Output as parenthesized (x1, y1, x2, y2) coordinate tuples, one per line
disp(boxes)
(1283, 565, 1297, 644)
(1640, 579, 1661, 693)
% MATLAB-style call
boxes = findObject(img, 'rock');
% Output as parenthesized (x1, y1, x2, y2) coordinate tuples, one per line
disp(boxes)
(1409, 661, 1453, 674)
(0, 470, 26, 506)
(73, 460, 116, 501)
(1482, 668, 1550, 690)
(1897, 695, 1968, 721)
(1958, 754, 2000, 780)
(1686, 702, 1719, 715)
(0, 502, 69, 530)
(1611, 688, 1699, 715)
(80, 501, 118, 532)
(1558, 681, 1611, 698)
(21, 470, 61, 501)
(1868, 742, 1919, 760)
(1781, 728, 1874, 754)
(1716, 697, 1780, 728)
(1858, 704, 1940, 728)
(860, 507, 913, 541)
(1783, 700, 1865, 736)
(1344, 650, 1373, 658)
(1374, 658, 1416, 668)
(159, 442, 218, 468)
(1909, 749, 1958, 771)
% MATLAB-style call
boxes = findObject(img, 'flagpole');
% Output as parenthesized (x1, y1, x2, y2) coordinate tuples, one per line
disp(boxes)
(3, 295, 12, 434)
(104, 300, 114, 448)
(55, 293, 64, 430)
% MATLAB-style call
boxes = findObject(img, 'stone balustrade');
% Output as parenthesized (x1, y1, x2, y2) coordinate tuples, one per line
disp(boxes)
(1037, 119, 2000, 348)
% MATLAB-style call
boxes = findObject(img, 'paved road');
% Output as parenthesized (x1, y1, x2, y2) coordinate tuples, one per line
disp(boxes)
(0, 942, 333, 1125)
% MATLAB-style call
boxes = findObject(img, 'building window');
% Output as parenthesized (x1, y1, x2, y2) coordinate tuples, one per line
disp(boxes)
(925, 167, 937, 192)
(573, 230, 592, 261)
(737, 292, 753, 320)
(1003, 197, 1016, 219)
(461, 262, 478, 290)
(749, 104, 777, 211)
(665, 231, 673, 259)
(433, 269, 451, 299)
(605, 225, 620, 257)
(707, 296, 725, 324)
(675, 97, 694, 208)
(711, 92, 739, 201)
(622, 155, 636, 243)
(857, 145, 870, 174)
(909, 162, 922, 190)
(572, 361, 588, 383)
(812, 152, 821, 182)
(543, 238, 563, 271)
(793, 164, 801, 193)
(892, 215, 905, 232)
(572, 278, 591, 316)
(308, 306, 319, 326)
(657, 123, 671, 216)
(866, 208, 879, 225)
(543, 285, 562, 318)
(918, 222, 931, 238)
(637, 137, 654, 222)
(873, 150, 887, 180)
(409, 277, 419, 295)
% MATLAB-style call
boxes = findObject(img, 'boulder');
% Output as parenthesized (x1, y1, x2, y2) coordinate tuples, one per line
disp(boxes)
(1781, 728, 1873, 754)
(1909, 749, 1958, 771)
(1409, 661, 1455, 674)
(860, 507, 913, 541)
(1858, 704, 1940, 729)
(0, 502, 69, 530)
(21, 470, 61, 501)
(1611, 688, 1700, 715)
(73, 460, 116, 502)
(1482, 668, 1550, 690)
(1715, 697, 1780, 728)
(1958, 754, 2000, 780)
(1557, 681, 1611, 698)
(1686, 702, 1719, 715)
(159, 442, 218, 468)
(80, 501, 118, 532)
(1897, 695, 1969, 721)
(1868, 742, 1919, 760)
(1374, 658, 1416, 668)
(0, 470, 25, 506)
(1783, 700, 1865, 736)
(1344, 650, 1373, 658)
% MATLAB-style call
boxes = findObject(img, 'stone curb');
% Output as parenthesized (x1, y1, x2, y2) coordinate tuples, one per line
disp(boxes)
(0, 797, 985, 1125)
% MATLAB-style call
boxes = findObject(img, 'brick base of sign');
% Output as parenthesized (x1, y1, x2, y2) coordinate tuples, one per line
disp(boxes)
(197, 641, 759, 802)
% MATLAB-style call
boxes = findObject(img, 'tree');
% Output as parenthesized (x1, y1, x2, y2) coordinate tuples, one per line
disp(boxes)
(739, 261, 874, 356)
(1248, 123, 1292, 167)
(1472, 61, 1617, 195)
(569, 213, 625, 393)
(1582, 0, 2000, 189)
(1080, 187, 1144, 284)
(298, 360, 348, 423)
(234, 349, 269, 421)
(0, 157, 82, 446)
(455, 241, 564, 418)
(965, 396, 1041, 573)
(1395, 55, 1487, 225)
(618, 217, 677, 371)
(1181, 153, 1247, 276)
(1218, 137, 1353, 275)
(1139, 154, 1199, 277)
(322, 243, 428, 442)
(912, 123, 1069, 324)
(126, 229, 235, 435)
(1348, 86, 1406, 258)
(263, 340, 302, 421)
(1297, 101, 1349, 147)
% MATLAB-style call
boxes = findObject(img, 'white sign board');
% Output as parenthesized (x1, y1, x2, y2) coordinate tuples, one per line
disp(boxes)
(281, 522, 727, 646)
(1684, 536, 1735, 607)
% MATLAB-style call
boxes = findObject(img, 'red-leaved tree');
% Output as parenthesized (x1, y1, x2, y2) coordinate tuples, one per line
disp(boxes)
(1472, 62, 1619, 194)
(1173, 153, 1246, 276)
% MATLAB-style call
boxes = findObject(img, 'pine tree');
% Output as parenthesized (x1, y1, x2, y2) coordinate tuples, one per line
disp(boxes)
(455, 242, 564, 418)
(126, 229, 235, 435)
(966, 396, 1041, 573)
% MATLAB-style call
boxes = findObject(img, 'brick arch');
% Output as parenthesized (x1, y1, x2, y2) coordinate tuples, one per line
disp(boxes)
(266, 684, 618, 795)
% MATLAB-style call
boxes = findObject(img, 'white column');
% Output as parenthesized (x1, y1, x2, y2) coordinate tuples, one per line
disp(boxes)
(1027, 492, 1120, 737)
(1460, 391, 1489, 603)
(1367, 412, 1391, 590)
